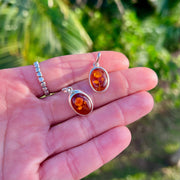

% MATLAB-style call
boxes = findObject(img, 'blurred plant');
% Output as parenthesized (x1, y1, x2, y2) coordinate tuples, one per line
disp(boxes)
(0, 0, 92, 67)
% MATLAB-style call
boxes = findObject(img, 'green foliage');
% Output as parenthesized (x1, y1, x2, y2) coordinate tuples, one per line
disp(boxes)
(0, 0, 92, 67)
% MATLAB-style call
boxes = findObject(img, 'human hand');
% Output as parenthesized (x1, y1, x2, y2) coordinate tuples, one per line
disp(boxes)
(0, 51, 158, 180)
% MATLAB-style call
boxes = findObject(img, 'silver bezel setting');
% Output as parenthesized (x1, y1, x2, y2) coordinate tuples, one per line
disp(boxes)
(68, 89, 93, 116)
(89, 66, 110, 93)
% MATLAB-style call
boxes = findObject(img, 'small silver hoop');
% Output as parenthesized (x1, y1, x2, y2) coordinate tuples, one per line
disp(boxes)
(33, 61, 50, 96)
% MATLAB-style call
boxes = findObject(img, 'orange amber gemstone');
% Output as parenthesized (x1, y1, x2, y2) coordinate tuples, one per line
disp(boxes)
(71, 93, 92, 115)
(94, 70, 103, 78)
(90, 68, 109, 92)
(93, 80, 99, 84)
(75, 97, 84, 106)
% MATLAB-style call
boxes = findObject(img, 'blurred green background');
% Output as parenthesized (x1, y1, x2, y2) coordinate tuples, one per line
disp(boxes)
(0, 0, 180, 179)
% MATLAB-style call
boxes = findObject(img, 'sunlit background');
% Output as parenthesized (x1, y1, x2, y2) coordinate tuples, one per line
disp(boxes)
(0, 0, 180, 179)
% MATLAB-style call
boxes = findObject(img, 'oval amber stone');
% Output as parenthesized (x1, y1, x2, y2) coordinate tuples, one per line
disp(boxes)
(71, 93, 93, 115)
(90, 68, 109, 92)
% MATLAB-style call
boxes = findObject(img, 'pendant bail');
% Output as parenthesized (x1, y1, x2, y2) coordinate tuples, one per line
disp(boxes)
(62, 87, 73, 94)
(93, 52, 101, 67)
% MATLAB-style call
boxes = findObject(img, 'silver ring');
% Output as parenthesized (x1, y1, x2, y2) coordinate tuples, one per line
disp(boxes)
(34, 61, 50, 96)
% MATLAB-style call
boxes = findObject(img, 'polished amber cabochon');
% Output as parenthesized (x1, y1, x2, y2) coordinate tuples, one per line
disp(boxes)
(89, 67, 109, 92)
(70, 92, 93, 115)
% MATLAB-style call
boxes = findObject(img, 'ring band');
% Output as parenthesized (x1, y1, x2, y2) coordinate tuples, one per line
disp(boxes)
(34, 61, 50, 96)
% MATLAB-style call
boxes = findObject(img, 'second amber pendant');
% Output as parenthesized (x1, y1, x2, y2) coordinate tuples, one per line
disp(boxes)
(89, 52, 110, 92)
(62, 87, 93, 116)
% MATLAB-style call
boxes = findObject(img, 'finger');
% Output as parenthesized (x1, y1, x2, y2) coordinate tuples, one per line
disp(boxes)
(42, 67, 157, 124)
(46, 91, 153, 156)
(40, 126, 131, 180)
(16, 51, 129, 96)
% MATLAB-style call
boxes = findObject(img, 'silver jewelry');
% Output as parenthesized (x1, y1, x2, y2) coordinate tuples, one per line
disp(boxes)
(34, 61, 50, 96)
(89, 52, 110, 92)
(62, 87, 93, 116)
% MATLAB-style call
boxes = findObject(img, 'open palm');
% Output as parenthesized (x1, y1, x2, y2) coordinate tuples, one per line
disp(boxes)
(0, 51, 157, 180)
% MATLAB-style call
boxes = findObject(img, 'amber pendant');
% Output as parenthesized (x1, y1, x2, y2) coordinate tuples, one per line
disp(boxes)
(89, 52, 110, 92)
(62, 87, 93, 116)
